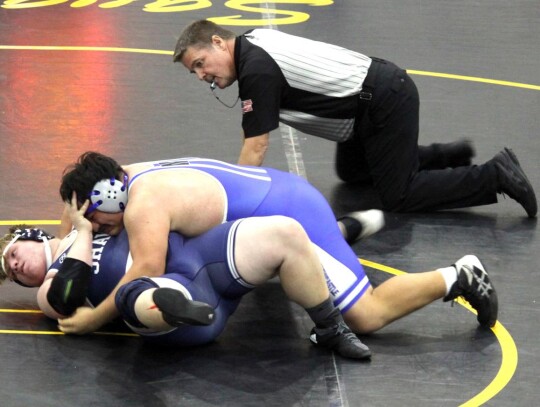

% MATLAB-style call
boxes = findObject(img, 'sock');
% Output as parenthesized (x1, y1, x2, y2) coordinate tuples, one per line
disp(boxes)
(305, 296, 343, 329)
(437, 266, 458, 296)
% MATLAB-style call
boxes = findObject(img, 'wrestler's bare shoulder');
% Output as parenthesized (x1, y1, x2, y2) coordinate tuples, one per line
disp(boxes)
(124, 162, 218, 185)
(122, 163, 226, 236)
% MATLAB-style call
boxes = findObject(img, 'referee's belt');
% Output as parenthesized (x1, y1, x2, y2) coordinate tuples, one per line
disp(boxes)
(358, 57, 385, 101)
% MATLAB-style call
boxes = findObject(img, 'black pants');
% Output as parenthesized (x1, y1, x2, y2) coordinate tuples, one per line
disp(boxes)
(335, 59, 498, 212)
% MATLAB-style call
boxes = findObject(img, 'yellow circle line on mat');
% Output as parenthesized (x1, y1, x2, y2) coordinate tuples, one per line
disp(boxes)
(360, 258, 518, 407)
(0, 45, 539, 91)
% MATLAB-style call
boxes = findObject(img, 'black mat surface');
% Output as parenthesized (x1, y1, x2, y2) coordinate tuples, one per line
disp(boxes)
(1, 2, 538, 406)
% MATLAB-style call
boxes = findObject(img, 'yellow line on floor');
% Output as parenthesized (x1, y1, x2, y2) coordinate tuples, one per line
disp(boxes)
(0, 45, 172, 55)
(0, 309, 42, 313)
(360, 258, 518, 407)
(407, 69, 540, 91)
(0, 329, 138, 337)
(0, 220, 60, 226)
(1, 45, 538, 91)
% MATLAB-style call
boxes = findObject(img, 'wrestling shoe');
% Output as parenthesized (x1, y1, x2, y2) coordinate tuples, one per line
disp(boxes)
(310, 322, 372, 360)
(443, 255, 498, 328)
(492, 148, 537, 218)
(153, 287, 215, 326)
(339, 209, 385, 243)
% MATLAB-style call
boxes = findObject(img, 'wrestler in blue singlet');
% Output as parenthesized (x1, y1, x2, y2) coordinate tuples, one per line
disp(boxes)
(50, 221, 255, 346)
(128, 158, 371, 312)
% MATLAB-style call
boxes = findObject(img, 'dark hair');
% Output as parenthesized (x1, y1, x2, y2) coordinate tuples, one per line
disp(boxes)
(60, 151, 124, 206)
(173, 20, 236, 63)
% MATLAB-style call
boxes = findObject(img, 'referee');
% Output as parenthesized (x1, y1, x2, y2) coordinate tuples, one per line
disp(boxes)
(173, 20, 536, 217)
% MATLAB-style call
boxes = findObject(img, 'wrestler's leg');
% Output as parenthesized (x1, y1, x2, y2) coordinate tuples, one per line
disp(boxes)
(117, 277, 214, 332)
(344, 256, 498, 333)
(116, 276, 233, 346)
(133, 284, 215, 330)
(233, 216, 328, 308)
(133, 287, 169, 330)
(234, 216, 371, 359)
(345, 271, 446, 333)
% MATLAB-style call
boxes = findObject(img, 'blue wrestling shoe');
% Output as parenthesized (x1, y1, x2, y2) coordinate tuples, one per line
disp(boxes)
(153, 288, 215, 326)
(443, 255, 498, 328)
(310, 322, 372, 360)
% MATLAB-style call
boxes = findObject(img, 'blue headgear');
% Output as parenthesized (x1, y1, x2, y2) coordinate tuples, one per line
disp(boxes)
(86, 174, 128, 215)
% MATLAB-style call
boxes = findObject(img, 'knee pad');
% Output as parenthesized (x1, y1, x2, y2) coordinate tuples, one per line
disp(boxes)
(115, 277, 158, 329)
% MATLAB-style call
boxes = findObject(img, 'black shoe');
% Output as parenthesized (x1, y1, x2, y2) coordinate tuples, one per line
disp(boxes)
(420, 140, 475, 170)
(443, 255, 498, 328)
(153, 288, 215, 326)
(310, 322, 372, 360)
(440, 139, 476, 167)
(492, 148, 537, 218)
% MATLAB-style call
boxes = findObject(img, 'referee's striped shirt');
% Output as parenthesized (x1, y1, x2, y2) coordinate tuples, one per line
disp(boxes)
(238, 29, 372, 142)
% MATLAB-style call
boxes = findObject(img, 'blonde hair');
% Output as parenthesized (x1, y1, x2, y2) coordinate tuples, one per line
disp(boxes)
(0, 225, 29, 284)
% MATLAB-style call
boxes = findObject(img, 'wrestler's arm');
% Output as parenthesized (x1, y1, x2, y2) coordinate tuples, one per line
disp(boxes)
(37, 196, 94, 319)
(37, 271, 63, 319)
(58, 197, 171, 334)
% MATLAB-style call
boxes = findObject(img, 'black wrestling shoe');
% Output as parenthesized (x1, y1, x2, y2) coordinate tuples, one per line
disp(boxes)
(492, 148, 537, 218)
(153, 288, 215, 326)
(310, 322, 372, 360)
(443, 255, 498, 328)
